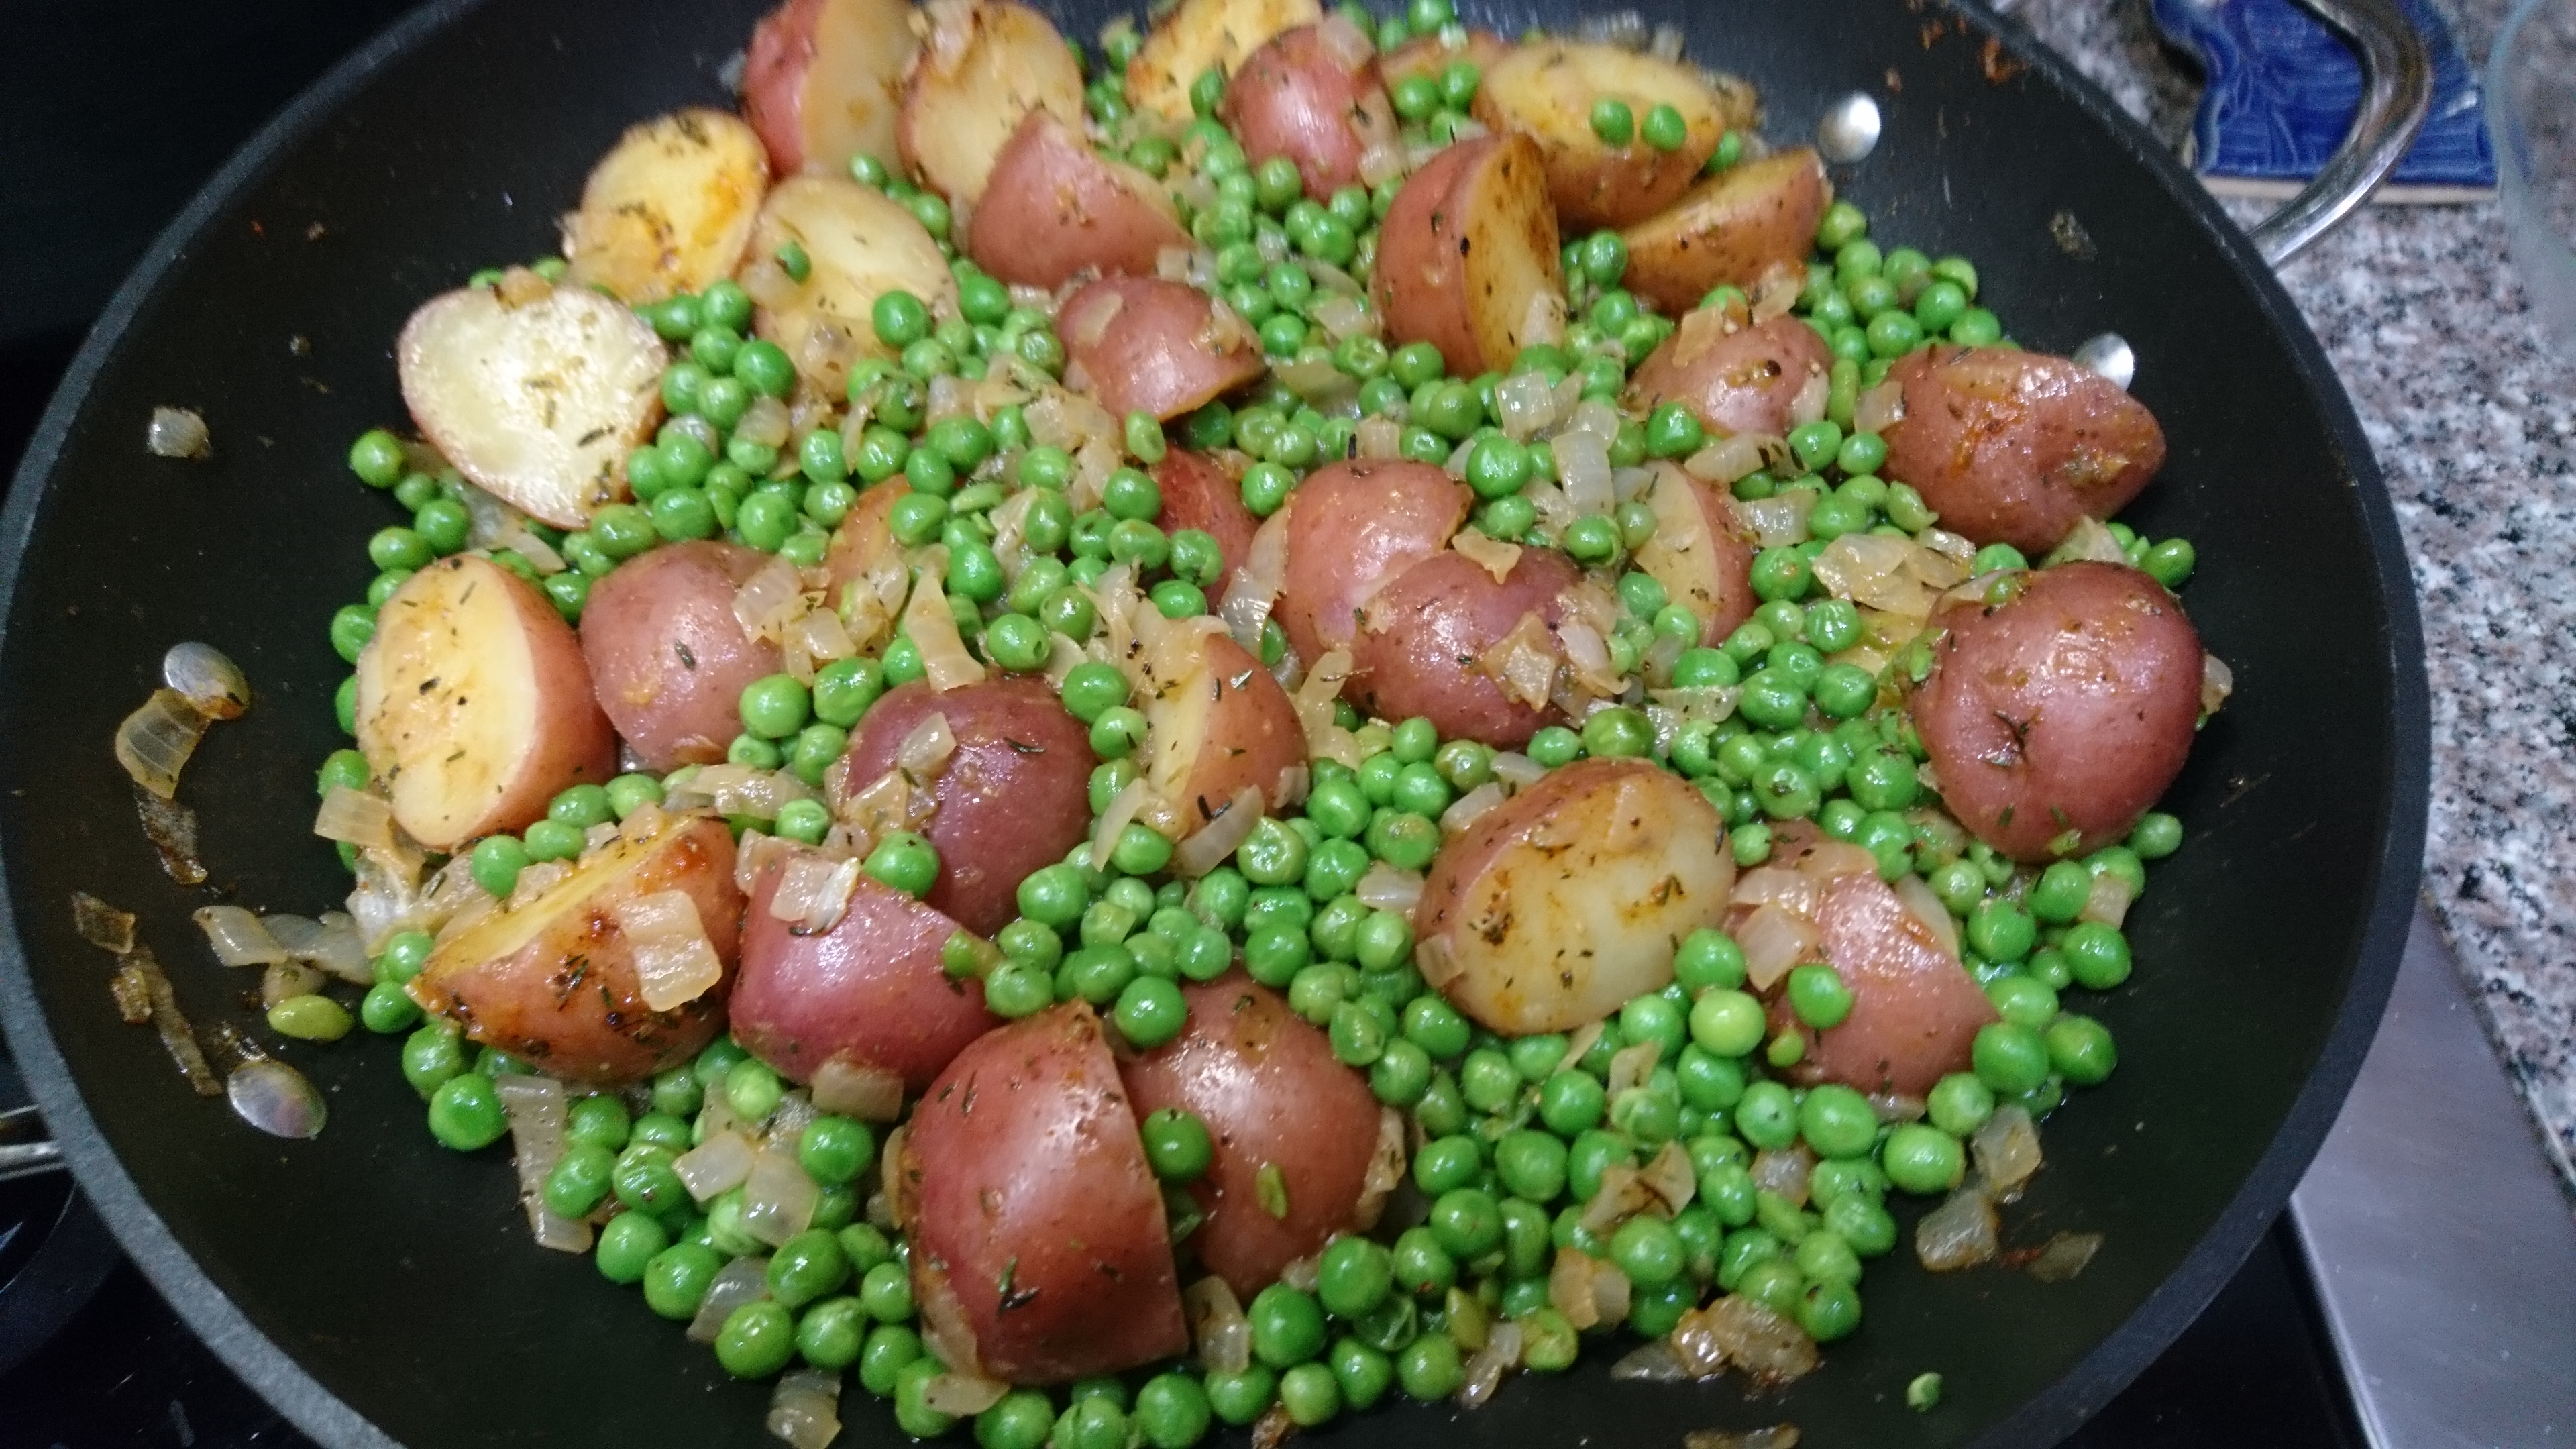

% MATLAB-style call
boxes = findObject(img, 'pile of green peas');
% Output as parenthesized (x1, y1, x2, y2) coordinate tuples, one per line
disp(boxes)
(314, 3, 2210, 1434)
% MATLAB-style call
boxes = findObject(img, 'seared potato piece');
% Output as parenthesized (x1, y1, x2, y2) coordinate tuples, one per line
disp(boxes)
(1472, 40, 1750, 230)
(408, 814, 740, 1085)
(396, 272, 667, 528)
(578, 541, 785, 771)
(743, 174, 955, 390)
(1623, 148, 1830, 315)
(1628, 309, 1833, 439)
(965, 112, 1193, 288)
(1058, 276, 1267, 421)
(1145, 631, 1307, 830)
(896, 0, 1084, 205)
(1125, 0, 1322, 122)
(1348, 545, 1581, 749)
(1631, 464, 1758, 647)
(1273, 458, 1469, 667)
(1220, 21, 1400, 202)
(1880, 345, 2168, 555)
(741, 0, 919, 176)
(1416, 758, 1735, 1034)
(1371, 133, 1563, 378)
(561, 109, 770, 305)
(356, 556, 619, 851)
(1152, 450, 1258, 594)
(1375, 25, 1509, 87)
(1767, 869, 2000, 1098)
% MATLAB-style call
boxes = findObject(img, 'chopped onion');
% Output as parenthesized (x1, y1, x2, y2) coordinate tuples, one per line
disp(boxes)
(1358, 138, 1409, 187)
(901, 561, 985, 692)
(162, 642, 250, 719)
(1787, 368, 1829, 426)
(1354, 1108, 1407, 1229)
(1458, 1320, 1523, 1409)
(1352, 862, 1424, 914)
(1569, 398, 1622, 440)
(116, 688, 210, 799)
(1695, 1295, 1818, 1385)
(1607, 1041, 1660, 1099)
(1291, 649, 1358, 765)
(1736, 904, 1819, 992)
(1316, 9, 1375, 66)
(1649, 21, 1684, 58)
(734, 556, 806, 641)
(688, 1256, 772, 1342)
(1639, 1140, 1697, 1214)
(922, 1372, 1008, 1416)
(135, 786, 206, 885)
(1489, 751, 1545, 789)
(2202, 653, 2234, 715)
(1278, 1254, 1322, 1293)
(763, 1089, 820, 1151)
(615, 890, 724, 1010)
(2079, 868, 2136, 927)
(896, 712, 958, 780)
(1793, 839, 1878, 881)
(146, 406, 212, 459)
(1748, 263, 1803, 321)
(72, 892, 137, 955)
(1892, 873, 1962, 957)
(1916, 1183, 2000, 1271)
(313, 786, 399, 851)
(1173, 786, 1265, 876)
(1870, 1091, 1927, 1122)
(1591, 1256, 1632, 1324)
(259, 959, 325, 1007)
(1555, 1020, 1606, 1075)
(1478, 614, 1562, 711)
(1741, 492, 1816, 547)
(771, 853, 863, 936)
(1518, 289, 1567, 350)
(1311, 292, 1375, 343)
(286, 912, 372, 983)
(1452, 527, 1523, 583)
(811, 1057, 906, 1122)
(735, 394, 792, 449)
(119, 948, 219, 1095)
(1436, 781, 1505, 836)
(1731, 865, 1821, 916)
(192, 905, 287, 966)
(1552, 430, 1612, 515)
(498, 1075, 592, 1253)
(1556, 620, 1614, 690)
(741, 1146, 821, 1247)
(766, 1368, 843, 1449)
(1611, 1338, 1690, 1382)
(1091, 777, 1160, 870)
(1415, 934, 1460, 989)
(1356, 416, 1403, 459)
(1579, 1163, 1654, 1236)
(675, 1130, 756, 1203)
(1854, 379, 1907, 434)
(2025, 1230, 2104, 1283)
(1683, 432, 1775, 485)
(1548, 1248, 1605, 1330)
(1065, 287, 1124, 348)
(1186, 1277, 1252, 1374)
(1750, 1146, 1815, 1208)
(1972, 1104, 2043, 1199)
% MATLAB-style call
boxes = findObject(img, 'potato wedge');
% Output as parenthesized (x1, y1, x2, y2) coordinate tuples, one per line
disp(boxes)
(1374, 26, 1509, 87)
(1371, 133, 1563, 379)
(1220, 20, 1399, 202)
(396, 272, 667, 528)
(1766, 869, 2000, 1099)
(1879, 345, 2168, 555)
(356, 556, 619, 851)
(1622, 148, 1829, 315)
(407, 814, 740, 1085)
(741, 0, 919, 176)
(1630, 463, 1757, 647)
(579, 541, 785, 771)
(743, 174, 955, 391)
(1145, 631, 1305, 830)
(1058, 276, 1267, 421)
(1628, 309, 1833, 441)
(1348, 545, 1581, 749)
(965, 112, 1193, 288)
(560, 109, 770, 305)
(1150, 449, 1258, 594)
(896, 0, 1085, 206)
(1472, 40, 1749, 230)
(1124, 0, 1322, 122)
(1415, 758, 1733, 1034)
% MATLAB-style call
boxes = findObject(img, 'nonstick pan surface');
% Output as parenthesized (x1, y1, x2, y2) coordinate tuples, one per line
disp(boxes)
(0, 0, 2427, 1444)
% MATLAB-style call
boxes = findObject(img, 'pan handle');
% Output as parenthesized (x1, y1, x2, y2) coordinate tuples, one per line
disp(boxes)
(2249, 0, 2434, 264)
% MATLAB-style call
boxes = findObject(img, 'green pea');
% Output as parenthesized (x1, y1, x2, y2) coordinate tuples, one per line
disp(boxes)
(864, 830, 940, 898)
(425, 1071, 506, 1151)
(2047, 1014, 2118, 1084)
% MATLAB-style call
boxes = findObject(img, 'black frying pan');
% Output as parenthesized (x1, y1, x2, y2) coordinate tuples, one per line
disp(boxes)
(0, 0, 2430, 1443)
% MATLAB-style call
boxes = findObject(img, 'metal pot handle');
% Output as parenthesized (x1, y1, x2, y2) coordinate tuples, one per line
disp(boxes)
(0, 1105, 63, 1182)
(2249, 0, 2435, 264)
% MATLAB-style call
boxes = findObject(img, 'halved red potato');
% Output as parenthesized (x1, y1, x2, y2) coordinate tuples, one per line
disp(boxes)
(743, 175, 956, 392)
(822, 476, 909, 594)
(1058, 277, 1267, 421)
(1765, 869, 2000, 1098)
(1629, 310, 1833, 440)
(397, 272, 667, 528)
(731, 847, 996, 1093)
(1880, 346, 2169, 555)
(1125, 0, 1322, 121)
(356, 556, 619, 852)
(1219, 19, 1399, 202)
(1150, 450, 1257, 594)
(1415, 758, 1734, 1034)
(1374, 26, 1509, 87)
(836, 677, 1097, 934)
(1911, 561, 2204, 861)
(896, 1003, 1191, 1383)
(1145, 631, 1305, 829)
(740, 0, 918, 177)
(1621, 148, 1831, 316)
(1471, 40, 1750, 231)
(1347, 544, 1581, 749)
(1371, 133, 1564, 378)
(1118, 977, 1381, 1299)
(578, 541, 784, 772)
(965, 112, 1193, 288)
(1272, 458, 1469, 667)
(1631, 464, 1758, 647)
(407, 814, 740, 1084)
(896, 0, 1085, 206)
(561, 109, 771, 305)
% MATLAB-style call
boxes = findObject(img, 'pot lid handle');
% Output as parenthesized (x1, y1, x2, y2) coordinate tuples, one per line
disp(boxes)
(2250, 0, 2434, 264)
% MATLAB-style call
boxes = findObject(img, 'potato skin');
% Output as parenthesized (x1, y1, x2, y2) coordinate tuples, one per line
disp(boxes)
(1766, 871, 1998, 1097)
(1628, 310, 1833, 439)
(1631, 464, 1757, 647)
(1220, 23, 1398, 202)
(1118, 977, 1381, 1299)
(1415, 759, 1735, 1034)
(837, 677, 1098, 934)
(580, 541, 785, 772)
(1880, 345, 2169, 555)
(896, 0, 1085, 206)
(1371, 133, 1564, 378)
(1150, 450, 1257, 595)
(897, 1003, 1191, 1383)
(965, 112, 1193, 289)
(1470, 40, 1739, 230)
(1621, 149, 1831, 316)
(1058, 276, 1267, 421)
(1910, 561, 2204, 861)
(1273, 458, 1469, 666)
(1124, 0, 1323, 121)
(1146, 631, 1307, 828)
(407, 816, 740, 1085)
(730, 848, 996, 1091)
(741, 0, 917, 177)
(1348, 545, 1581, 749)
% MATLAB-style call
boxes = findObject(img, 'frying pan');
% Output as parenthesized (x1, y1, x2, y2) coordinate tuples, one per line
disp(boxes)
(0, 0, 2431, 1443)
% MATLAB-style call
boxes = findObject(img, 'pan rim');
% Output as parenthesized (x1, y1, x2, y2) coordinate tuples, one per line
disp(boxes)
(0, 0, 2430, 1445)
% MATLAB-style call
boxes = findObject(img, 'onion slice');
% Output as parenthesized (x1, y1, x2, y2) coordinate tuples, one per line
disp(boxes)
(811, 1057, 906, 1122)
(498, 1075, 592, 1253)
(674, 1129, 757, 1203)
(192, 905, 287, 966)
(766, 1368, 843, 1449)
(1186, 1277, 1252, 1375)
(740, 1146, 821, 1248)
(115, 689, 210, 799)
(614, 890, 723, 1011)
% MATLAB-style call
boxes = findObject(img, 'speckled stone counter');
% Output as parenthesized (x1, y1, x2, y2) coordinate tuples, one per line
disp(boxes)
(2021, 0, 2576, 1188)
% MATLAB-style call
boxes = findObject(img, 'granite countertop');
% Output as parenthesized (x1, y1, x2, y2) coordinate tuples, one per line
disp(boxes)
(2023, 0, 2576, 1191)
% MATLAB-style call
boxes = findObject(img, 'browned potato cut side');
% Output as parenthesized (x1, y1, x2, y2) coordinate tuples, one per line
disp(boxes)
(741, 0, 920, 177)
(1124, 0, 1323, 122)
(1630, 464, 1758, 647)
(1621, 148, 1829, 315)
(1371, 133, 1564, 379)
(1145, 631, 1307, 829)
(561, 109, 771, 305)
(896, 0, 1085, 206)
(1472, 40, 1744, 229)
(965, 111, 1193, 288)
(742, 174, 955, 391)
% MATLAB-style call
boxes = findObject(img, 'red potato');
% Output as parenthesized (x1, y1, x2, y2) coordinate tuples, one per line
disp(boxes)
(823, 476, 908, 592)
(837, 677, 1097, 934)
(1629, 310, 1833, 441)
(1374, 27, 1509, 87)
(355, 556, 619, 851)
(1880, 345, 2169, 555)
(896, 0, 1085, 206)
(578, 542, 785, 772)
(1631, 464, 1758, 647)
(740, 0, 918, 177)
(1910, 561, 2204, 861)
(1271, 458, 1469, 667)
(1470, 40, 1751, 230)
(1416, 759, 1735, 1034)
(1145, 631, 1306, 828)
(407, 815, 740, 1085)
(1348, 544, 1581, 749)
(1621, 149, 1832, 316)
(1766, 869, 2000, 1098)
(1125, 0, 1322, 121)
(1118, 977, 1381, 1299)
(965, 112, 1194, 289)
(729, 848, 996, 1093)
(896, 1003, 1191, 1383)
(1057, 276, 1267, 421)
(743, 174, 955, 391)
(1150, 450, 1257, 594)
(1371, 133, 1564, 378)
(1219, 20, 1399, 202)
(560, 109, 771, 305)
